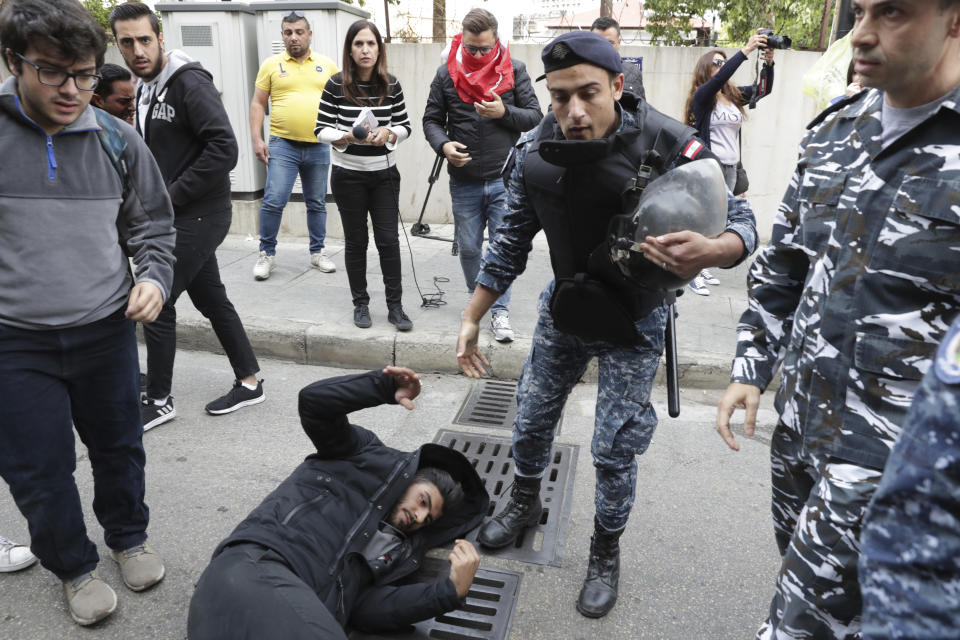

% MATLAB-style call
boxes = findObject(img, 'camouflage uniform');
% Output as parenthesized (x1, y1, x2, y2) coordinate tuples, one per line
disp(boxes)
(859, 316, 960, 640)
(731, 85, 960, 639)
(478, 104, 757, 532)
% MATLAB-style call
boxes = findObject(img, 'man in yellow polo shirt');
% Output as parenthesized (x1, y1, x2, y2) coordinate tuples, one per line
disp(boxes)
(250, 10, 338, 280)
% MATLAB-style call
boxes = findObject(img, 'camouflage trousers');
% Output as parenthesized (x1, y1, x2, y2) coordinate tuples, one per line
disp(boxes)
(759, 423, 882, 640)
(860, 361, 960, 640)
(511, 283, 666, 532)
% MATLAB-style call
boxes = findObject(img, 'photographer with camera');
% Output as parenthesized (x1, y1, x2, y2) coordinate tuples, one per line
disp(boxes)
(681, 28, 777, 295)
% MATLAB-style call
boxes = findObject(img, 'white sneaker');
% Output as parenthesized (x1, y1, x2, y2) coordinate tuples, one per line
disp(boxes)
(700, 268, 720, 285)
(491, 311, 514, 342)
(0, 535, 37, 572)
(688, 275, 710, 296)
(253, 251, 275, 281)
(310, 249, 336, 273)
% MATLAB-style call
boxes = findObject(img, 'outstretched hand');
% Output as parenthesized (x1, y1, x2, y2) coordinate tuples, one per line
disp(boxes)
(716, 382, 762, 451)
(383, 366, 421, 410)
(456, 318, 489, 378)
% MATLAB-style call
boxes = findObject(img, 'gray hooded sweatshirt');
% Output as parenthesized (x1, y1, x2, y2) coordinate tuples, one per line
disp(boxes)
(0, 76, 176, 330)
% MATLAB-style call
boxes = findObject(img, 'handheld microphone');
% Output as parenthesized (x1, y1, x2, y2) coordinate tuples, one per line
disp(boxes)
(352, 125, 368, 141)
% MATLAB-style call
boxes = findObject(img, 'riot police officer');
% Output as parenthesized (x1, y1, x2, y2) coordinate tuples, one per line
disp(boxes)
(455, 31, 757, 618)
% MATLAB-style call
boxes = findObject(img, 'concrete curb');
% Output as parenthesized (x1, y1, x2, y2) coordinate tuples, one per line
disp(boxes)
(170, 315, 742, 388)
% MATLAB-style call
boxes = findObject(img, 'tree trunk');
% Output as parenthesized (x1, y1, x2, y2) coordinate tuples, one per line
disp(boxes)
(600, 0, 612, 18)
(817, 0, 835, 50)
(433, 0, 446, 43)
(383, 0, 392, 42)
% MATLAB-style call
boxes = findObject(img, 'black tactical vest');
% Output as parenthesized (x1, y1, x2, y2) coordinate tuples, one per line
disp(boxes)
(520, 98, 703, 343)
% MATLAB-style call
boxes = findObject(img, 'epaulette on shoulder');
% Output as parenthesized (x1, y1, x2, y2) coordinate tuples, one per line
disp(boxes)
(806, 89, 869, 130)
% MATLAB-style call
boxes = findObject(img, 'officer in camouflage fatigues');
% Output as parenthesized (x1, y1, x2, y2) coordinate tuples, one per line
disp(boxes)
(456, 31, 757, 618)
(721, 46, 960, 640)
(859, 316, 960, 640)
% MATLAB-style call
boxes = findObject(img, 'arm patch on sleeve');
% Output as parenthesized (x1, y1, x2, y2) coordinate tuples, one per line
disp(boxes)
(682, 139, 705, 160)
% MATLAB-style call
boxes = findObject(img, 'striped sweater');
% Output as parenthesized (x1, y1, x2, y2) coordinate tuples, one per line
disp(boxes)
(315, 72, 412, 171)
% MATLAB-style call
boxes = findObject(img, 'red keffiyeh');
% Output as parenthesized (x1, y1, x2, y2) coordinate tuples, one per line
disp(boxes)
(446, 33, 515, 104)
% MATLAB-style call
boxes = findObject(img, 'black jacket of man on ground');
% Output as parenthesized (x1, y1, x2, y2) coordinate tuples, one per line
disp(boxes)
(187, 369, 489, 639)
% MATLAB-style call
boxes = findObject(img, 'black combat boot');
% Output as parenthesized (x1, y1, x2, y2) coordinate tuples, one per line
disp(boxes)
(477, 475, 542, 549)
(576, 517, 624, 618)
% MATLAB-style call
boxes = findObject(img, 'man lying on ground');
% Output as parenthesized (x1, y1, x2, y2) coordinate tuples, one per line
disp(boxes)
(188, 366, 489, 640)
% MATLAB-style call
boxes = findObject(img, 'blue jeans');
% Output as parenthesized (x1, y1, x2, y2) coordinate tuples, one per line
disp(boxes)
(449, 175, 512, 314)
(259, 136, 329, 255)
(0, 309, 148, 580)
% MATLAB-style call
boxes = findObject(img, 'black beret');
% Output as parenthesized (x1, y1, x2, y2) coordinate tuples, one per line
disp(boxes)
(537, 31, 622, 80)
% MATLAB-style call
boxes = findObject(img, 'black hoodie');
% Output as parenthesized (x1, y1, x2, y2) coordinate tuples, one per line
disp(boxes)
(137, 52, 238, 217)
(213, 370, 490, 634)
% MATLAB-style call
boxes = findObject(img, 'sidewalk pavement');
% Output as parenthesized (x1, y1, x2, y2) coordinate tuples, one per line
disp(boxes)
(169, 226, 754, 387)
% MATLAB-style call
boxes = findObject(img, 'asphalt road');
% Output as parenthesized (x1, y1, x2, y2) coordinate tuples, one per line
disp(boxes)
(0, 349, 781, 640)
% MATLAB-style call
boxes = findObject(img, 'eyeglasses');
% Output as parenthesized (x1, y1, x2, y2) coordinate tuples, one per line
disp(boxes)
(16, 53, 100, 91)
(283, 10, 305, 19)
(712, 58, 725, 68)
(463, 44, 495, 56)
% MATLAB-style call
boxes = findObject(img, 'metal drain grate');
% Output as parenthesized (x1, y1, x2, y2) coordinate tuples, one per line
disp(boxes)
(433, 429, 578, 567)
(349, 558, 521, 640)
(453, 380, 517, 430)
(453, 381, 562, 435)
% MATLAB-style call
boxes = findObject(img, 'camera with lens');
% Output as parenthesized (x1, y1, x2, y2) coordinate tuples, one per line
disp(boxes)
(758, 28, 791, 49)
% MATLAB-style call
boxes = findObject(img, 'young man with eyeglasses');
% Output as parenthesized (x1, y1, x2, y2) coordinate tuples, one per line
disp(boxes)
(250, 10, 339, 279)
(423, 8, 542, 343)
(0, 0, 175, 625)
(111, 1, 265, 428)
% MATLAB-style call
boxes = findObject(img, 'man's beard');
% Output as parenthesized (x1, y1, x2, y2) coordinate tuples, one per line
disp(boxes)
(134, 52, 165, 81)
(387, 503, 406, 531)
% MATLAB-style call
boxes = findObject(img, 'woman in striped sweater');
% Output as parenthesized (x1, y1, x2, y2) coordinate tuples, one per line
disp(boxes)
(315, 20, 414, 331)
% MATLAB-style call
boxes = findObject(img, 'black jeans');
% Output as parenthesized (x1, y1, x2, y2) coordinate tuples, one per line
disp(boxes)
(0, 309, 147, 580)
(330, 165, 403, 308)
(188, 543, 348, 640)
(143, 210, 259, 398)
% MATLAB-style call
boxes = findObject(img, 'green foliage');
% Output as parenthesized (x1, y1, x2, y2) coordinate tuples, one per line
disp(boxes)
(82, 0, 120, 34)
(645, 0, 826, 49)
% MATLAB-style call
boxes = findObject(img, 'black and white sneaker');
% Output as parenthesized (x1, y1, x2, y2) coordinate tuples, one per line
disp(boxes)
(205, 380, 265, 415)
(141, 397, 175, 432)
